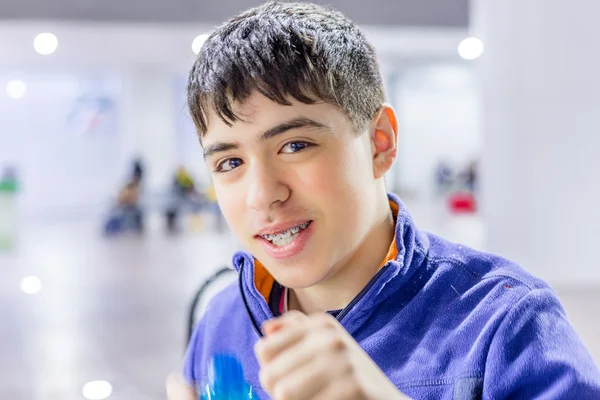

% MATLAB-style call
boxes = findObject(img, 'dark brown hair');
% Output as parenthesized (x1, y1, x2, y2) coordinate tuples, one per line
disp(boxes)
(187, 1, 385, 136)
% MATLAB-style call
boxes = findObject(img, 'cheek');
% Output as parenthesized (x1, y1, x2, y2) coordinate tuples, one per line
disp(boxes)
(213, 182, 242, 228)
(291, 153, 345, 200)
(291, 143, 372, 214)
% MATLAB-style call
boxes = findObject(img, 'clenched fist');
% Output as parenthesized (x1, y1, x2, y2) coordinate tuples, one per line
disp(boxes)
(255, 311, 409, 400)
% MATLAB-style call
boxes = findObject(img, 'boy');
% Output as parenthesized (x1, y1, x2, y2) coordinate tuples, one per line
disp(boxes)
(168, 2, 600, 399)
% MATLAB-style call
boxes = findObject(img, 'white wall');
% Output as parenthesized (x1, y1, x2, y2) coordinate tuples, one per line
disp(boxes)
(118, 67, 179, 193)
(0, 73, 122, 218)
(474, 0, 600, 286)
(173, 76, 212, 188)
(390, 63, 480, 199)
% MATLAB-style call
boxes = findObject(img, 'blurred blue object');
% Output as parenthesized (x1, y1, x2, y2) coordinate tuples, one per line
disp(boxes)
(103, 212, 124, 235)
(199, 354, 256, 399)
(102, 206, 143, 235)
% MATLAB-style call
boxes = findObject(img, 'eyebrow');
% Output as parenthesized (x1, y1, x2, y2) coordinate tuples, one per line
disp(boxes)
(260, 117, 328, 141)
(203, 142, 238, 159)
(203, 117, 328, 159)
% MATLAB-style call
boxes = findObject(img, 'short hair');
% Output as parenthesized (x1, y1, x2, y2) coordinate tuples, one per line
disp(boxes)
(187, 1, 385, 136)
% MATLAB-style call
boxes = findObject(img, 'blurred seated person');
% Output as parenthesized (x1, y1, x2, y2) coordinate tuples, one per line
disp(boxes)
(175, 166, 196, 195)
(165, 166, 204, 232)
(434, 160, 454, 196)
(104, 176, 144, 235)
(133, 158, 144, 183)
(463, 159, 479, 193)
(118, 176, 144, 232)
(118, 180, 139, 207)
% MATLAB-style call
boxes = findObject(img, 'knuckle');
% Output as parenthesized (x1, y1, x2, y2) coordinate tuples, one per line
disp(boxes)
(274, 383, 296, 400)
(325, 333, 346, 352)
(321, 313, 339, 329)
(285, 310, 305, 322)
(347, 383, 365, 398)
(342, 359, 356, 377)
(337, 380, 364, 399)
(315, 312, 335, 323)
(259, 369, 275, 391)
(309, 313, 337, 331)
(286, 310, 303, 317)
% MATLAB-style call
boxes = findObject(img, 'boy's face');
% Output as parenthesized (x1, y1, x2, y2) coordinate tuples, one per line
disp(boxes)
(202, 92, 396, 288)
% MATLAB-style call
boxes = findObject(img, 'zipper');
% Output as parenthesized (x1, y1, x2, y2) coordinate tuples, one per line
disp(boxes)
(240, 260, 394, 335)
(335, 262, 392, 323)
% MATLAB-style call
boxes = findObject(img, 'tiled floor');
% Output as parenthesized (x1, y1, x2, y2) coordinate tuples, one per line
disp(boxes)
(1, 214, 237, 400)
(1, 207, 598, 399)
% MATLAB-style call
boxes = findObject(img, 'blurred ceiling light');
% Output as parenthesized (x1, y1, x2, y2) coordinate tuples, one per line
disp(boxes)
(82, 380, 113, 400)
(34, 32, 59, 55)
(6, 80, 27, 99)
(458, 37, 484, 60)
(192, 34, 210, 55)
(20, 276, 42, 294)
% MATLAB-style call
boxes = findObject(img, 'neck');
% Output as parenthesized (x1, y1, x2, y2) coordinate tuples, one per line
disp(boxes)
(289, 195, 395, 315)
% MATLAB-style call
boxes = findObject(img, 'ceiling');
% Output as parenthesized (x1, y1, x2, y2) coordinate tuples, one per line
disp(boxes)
(0, 22, 467, 71)
(0, 0, 469, 27)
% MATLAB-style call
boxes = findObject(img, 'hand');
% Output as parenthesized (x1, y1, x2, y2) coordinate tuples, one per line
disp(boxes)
(255, 311, 410, 400)
(166, 373, 197, 400)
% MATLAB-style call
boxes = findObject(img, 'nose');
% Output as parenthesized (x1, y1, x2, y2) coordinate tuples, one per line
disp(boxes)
(245, 160, 290, 212)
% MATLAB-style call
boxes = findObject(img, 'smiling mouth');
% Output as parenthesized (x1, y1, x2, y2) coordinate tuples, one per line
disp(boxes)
(260, 221, 312, 247)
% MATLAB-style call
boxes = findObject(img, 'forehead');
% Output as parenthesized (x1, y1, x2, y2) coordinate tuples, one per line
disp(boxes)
(202, 92, 349, 143)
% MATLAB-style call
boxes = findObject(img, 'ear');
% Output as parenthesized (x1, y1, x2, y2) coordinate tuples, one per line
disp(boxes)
(370, 105, 398, 179)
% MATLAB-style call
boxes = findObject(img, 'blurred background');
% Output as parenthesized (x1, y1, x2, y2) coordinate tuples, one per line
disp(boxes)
(1, 0, 599, 398)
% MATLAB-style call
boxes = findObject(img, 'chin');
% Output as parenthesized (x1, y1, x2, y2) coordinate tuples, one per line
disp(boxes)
(270, 263, 327, 289)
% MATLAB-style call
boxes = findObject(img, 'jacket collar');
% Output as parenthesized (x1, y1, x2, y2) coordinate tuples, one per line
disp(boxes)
(233, 193, 430, 335)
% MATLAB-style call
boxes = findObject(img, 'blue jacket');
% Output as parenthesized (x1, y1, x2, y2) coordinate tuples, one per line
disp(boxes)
(184, 193, 600, 399)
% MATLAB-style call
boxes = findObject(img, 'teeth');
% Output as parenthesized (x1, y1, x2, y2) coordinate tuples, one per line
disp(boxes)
(272, 232, 299, 247)
(262, 221, 311, 246)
